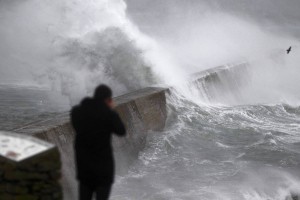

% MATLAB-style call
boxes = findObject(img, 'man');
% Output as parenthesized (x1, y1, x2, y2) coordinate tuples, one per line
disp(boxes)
(71, 85, 126, 200)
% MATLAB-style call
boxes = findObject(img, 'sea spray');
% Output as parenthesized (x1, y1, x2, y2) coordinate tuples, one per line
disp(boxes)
(1, 1, 300, 199)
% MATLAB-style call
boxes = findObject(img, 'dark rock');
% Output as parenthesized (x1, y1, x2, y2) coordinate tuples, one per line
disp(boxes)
(14, 194, 38, 200)
(5, 170, 48, 181)
(4, 183, 28, 194)
(0, 194, 14, 200)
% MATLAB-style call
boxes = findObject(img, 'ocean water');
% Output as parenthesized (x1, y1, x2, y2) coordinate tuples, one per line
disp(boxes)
(111, 91, 300, 200)
(0, 86, 69, 131)
(1, 0, 300, 199)
(1, 68, 300, 200)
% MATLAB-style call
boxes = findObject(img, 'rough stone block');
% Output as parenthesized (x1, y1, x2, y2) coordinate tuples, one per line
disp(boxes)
(3, 183, 28, 194)
(14, 194, 38, 200)
(5, 170, 48, 181)
(0, 131, 62, 200)
(0, 194, 14, 200)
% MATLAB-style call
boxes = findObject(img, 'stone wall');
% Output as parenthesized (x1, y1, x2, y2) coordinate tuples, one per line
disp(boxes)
(190, 62, 250, 103)
(0, 131, 62, 200)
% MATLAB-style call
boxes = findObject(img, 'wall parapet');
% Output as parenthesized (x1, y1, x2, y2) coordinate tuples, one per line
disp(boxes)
(0, 131, 62, 200)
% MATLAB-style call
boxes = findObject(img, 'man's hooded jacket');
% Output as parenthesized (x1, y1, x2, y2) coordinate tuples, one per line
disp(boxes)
(71, 98, 126, 186)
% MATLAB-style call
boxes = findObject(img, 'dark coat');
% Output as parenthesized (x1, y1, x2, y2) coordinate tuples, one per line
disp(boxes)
(71, 98, 126, 186)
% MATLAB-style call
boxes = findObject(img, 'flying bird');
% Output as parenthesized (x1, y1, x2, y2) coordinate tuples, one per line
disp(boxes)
(287, 46, 292, 54)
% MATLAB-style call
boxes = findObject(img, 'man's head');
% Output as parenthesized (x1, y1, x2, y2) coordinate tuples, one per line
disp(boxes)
(94, 84, 114, 108)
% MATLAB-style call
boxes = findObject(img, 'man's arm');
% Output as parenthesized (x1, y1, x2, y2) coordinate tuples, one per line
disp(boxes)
(111, 111, 126, 137)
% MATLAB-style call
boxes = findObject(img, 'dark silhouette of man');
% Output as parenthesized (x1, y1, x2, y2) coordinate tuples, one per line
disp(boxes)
(71, 85, 126, 200)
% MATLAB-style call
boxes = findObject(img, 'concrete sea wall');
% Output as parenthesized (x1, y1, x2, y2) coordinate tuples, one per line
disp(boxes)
(190, 62, 250, 103)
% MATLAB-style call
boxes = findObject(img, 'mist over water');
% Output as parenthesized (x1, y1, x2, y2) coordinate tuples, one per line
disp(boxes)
(1, 0, 300, 199)
(0, 0, 186, 103)
(1, 0, 299, 103)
